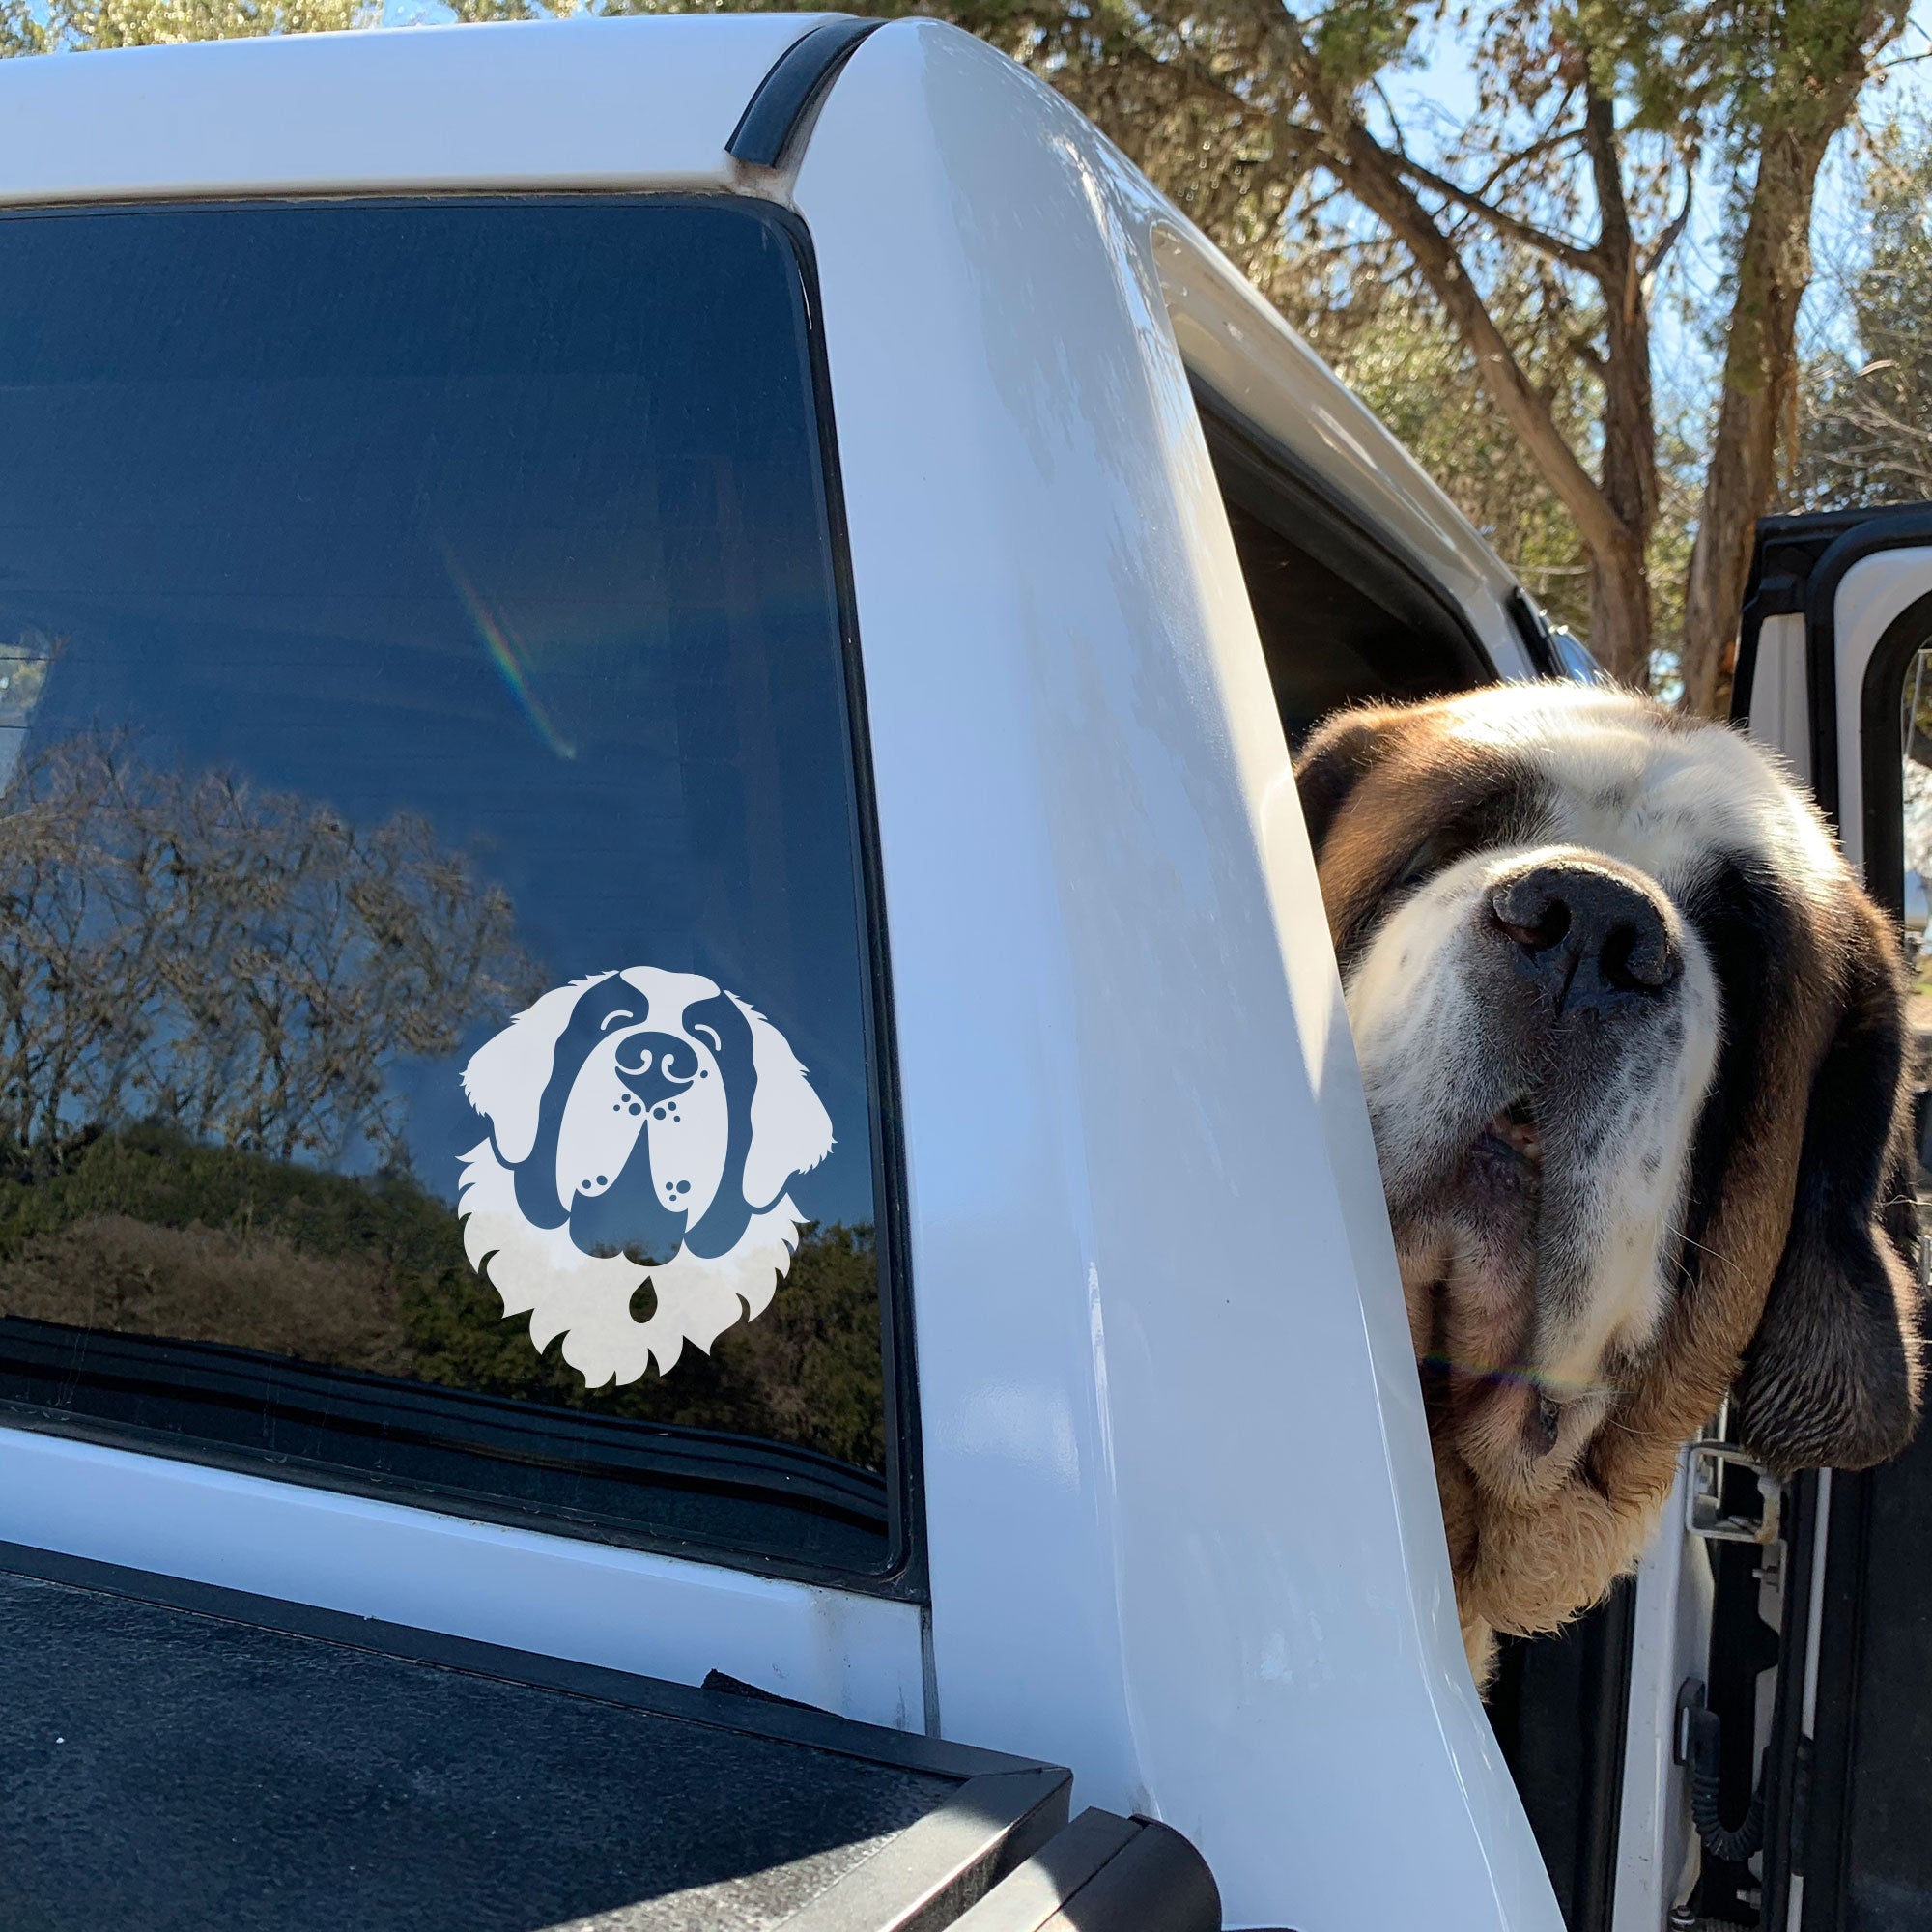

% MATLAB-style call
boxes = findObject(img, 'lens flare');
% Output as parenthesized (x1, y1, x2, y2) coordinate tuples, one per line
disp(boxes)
(443, 549, 577, 761)
(1418, 1353, 1611, 1402)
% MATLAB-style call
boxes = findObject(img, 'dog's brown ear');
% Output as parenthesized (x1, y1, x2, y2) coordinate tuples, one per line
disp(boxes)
(1736, 911, 1925, 1474)
(1293, 704, 1398, 858)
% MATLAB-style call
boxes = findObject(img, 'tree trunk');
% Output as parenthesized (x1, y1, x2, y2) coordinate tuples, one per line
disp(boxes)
(1319, 119, 1656, 690)
(1587, 534, 1654, 690)
(1680, 130, 1833, 717)
(1681, 7, 1906, 718)
(1582, 82, 1657, 693)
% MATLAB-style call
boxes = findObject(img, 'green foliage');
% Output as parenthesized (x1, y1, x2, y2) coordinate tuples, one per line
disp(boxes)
(1302, 276, 1598, 639)
(0, 1122, 888, 1469)
(1, 0, 371, 51)
(1307, 0, 1424, 97)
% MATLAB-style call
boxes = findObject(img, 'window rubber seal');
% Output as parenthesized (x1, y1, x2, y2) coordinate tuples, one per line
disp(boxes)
(727, 16, 884, 171)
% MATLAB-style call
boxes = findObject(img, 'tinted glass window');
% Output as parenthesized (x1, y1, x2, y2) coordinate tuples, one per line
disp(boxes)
(0, 198, 905, 1581)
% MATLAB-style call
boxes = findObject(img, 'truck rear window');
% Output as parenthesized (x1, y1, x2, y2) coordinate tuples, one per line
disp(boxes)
(0, 197, 910, 1585)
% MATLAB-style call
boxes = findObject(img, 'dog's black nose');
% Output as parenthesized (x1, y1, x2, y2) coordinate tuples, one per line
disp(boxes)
(614, 1031, 701, 1103)
(1489, 861, 1678, 1013)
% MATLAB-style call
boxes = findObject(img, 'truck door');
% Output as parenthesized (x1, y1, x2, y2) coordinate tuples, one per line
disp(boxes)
(1724, 503, 1932, 1931)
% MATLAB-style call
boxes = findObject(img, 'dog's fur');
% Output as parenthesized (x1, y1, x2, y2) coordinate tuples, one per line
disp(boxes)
(1296, 681, 1924, 1686)
(457, 967, 834, 1387)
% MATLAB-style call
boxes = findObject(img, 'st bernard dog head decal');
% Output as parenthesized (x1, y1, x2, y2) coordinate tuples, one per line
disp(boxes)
(456, 967, 835, 1386)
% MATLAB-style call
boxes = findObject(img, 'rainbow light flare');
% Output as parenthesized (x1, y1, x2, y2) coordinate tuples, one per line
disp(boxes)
(444, 549, 578, 761)
(1418, 1353, 1614, 1402)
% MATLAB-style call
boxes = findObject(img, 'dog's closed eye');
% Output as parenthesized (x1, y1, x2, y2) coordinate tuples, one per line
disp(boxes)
(693, 1023, 722, 1053)
(599, 1008, 636, 1032)
(1392, 835, 1452, 894)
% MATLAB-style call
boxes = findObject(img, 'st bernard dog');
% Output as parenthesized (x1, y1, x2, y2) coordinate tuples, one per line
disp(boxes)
(456, 966, 835, 1387)
(1296, 680, 1924, 1686)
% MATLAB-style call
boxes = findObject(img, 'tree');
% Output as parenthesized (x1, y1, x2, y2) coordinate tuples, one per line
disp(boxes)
(466, 0, 1894, 711)
(1795, 115, 1932, 510)
(933, 0, 1908, 711)
(0, 0, 364, 52)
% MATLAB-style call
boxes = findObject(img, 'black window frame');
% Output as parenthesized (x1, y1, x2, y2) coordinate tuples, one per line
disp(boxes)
(0, 192, 926, 1605)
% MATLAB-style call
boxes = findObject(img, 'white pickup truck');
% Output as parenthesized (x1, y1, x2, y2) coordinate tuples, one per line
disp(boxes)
(0, 16, 1926, 1932)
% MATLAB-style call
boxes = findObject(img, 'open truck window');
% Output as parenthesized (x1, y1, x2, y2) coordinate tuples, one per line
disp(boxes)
(1191, 392, 1495, 744)
(0, 196, 914, 1589)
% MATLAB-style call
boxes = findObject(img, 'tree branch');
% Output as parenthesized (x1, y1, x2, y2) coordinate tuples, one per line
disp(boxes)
(1388, 149, 1604, 278)
(1235, 0, 1634, 573)
(1469, 116, 1584, 205)
(1334, 131, 1633, 565)
(1580, 81, 1634, 315)
(1641, 170, 1694, 281)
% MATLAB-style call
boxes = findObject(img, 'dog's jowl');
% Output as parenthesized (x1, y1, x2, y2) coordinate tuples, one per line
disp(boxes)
(1296, 681, 1925, 1686)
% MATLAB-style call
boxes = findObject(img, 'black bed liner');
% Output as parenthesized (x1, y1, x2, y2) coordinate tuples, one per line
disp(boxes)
(0, 1542, 1218, 1931)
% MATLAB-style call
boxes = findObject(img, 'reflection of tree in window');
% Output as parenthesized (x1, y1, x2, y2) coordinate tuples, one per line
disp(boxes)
(0, 734, 885, 1471)
(0, 732, 541, 1169)
(1901, 650, 1932, 972)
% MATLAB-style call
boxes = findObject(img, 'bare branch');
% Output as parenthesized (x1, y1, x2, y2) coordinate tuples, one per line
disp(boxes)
(1468, 116, 1586, 205)
(1641, 171, 1694, 280)
(1232, 0, 1634, 579)
(1388, 150, 1604, 278)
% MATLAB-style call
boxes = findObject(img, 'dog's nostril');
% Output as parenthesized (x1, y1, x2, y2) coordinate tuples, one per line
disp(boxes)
(1601, 922, 1681, 993)
(1491, 883, 1572, 954)
(1491, 861, 1677, 1012)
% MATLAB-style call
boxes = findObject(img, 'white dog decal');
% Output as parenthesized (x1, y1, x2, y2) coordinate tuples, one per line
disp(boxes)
(456, 967, 835, 1386)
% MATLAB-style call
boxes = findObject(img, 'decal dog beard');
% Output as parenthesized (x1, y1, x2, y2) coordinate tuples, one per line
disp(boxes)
(456, 967, 836, 1386)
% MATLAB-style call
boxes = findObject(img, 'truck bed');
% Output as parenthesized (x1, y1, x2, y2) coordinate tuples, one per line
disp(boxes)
(0, 1543, 1217, 1931)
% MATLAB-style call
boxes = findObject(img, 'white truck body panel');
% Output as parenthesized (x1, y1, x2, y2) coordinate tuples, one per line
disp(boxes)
(0, 16, 818, 200)
(799, 24, 1552, 1929)
(0, 1426, 929, 1728)
(1151, 223, 1535, 681)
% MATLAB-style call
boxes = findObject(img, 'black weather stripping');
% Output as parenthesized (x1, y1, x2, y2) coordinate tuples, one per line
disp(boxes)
(728, 15, 882, 169)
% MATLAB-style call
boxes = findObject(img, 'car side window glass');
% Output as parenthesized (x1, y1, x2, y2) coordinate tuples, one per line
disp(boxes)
(1901, 646, 1932, 1208)
(0, 197, 908, 1583)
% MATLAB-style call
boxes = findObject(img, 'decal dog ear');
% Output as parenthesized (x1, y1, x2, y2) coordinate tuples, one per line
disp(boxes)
(1737, 908, 1927, 1474)
(460, 973, 614, 1168)
(730, 992, 835, 1212)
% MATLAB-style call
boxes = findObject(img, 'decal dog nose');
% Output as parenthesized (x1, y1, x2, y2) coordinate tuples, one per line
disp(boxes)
(614, 1031, 701, 1105)
(1489, 862, 1679, 1011)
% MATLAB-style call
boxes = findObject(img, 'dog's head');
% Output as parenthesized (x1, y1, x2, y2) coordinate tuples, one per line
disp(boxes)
(461, 967, 834, 1268)
(1298, 683, 1923, 1642)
